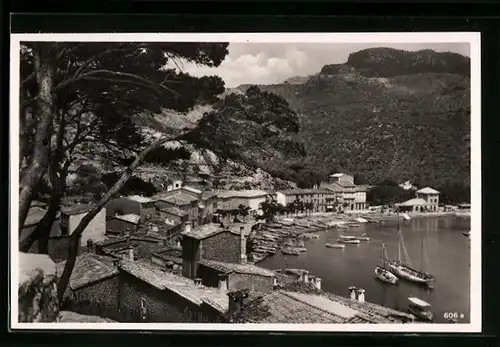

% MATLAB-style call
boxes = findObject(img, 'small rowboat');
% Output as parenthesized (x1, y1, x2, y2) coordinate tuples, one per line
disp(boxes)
(375, 266, 398, 284)
(338, 238, 360, 245)
(408, 297, 434, 322)
(357, 236, 370, 241)
(325, 243, 345, 249)
(281, 247, 300, 255)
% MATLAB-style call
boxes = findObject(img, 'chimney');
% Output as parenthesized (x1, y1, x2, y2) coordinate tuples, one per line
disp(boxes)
(227, 289, 250, 322)
(314, 277, 322, 291)
(348, 286, 357, 301)
(303, 271, 309, 283)
(176, 238, 182, 248)
(128, 246, 134, 262)
(272, 276, 277, 287)
(184, 222, 191, 234)
(240, 226, 247, 264)
(194, 278, 202, 286)
(357, 289, 365, 303)
(218, 274, 228, 292)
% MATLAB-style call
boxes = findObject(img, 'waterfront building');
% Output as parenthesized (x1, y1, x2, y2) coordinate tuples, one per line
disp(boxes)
(275, 189, 335, 212)
(216, 190, 270, 215)
(60, 204, 106, 246)
(319, 173, 368, 211)
(415, 187, 440, 212)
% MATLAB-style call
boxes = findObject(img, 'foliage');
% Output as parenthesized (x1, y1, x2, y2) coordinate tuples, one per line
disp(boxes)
(183, 85, 305, 174)
(101, 173, 159, 197)
(367, 184, 415, 206)
(237, 48, 471, 197)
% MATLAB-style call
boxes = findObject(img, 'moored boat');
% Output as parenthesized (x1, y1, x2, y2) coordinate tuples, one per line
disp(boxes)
(462, 231, 470, 237)
(325, 243, 346, 249)
(375, 243, 398, 284)
(338, 238, 360, 244)
(281, 247, 300, 255)
(375, 266, 398, 284)
(408, 297, 434, 322)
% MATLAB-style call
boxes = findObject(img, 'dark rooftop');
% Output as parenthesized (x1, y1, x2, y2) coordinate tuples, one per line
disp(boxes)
(61, 204, 95, 216)
(160, 206, 188, 217)
(56, 253, 118, 291)
(198, 259, 276, 277)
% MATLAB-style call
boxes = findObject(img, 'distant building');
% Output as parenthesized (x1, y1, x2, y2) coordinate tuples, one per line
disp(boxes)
(396, 187, 440, 213)
(106, 214, 141, 236)
(275, 189, 335, 212)
(319, 173, 367, 211)
(415, 187, 440, 212)
(60, 204, 106, 246)
(216, 190, 269, 214)
(95, 235, 166, 261)
(181, 223, 248, 280)
(154, 191, 200, 228)
(399, 181, 418, 191)
(106, 195, 157, 218)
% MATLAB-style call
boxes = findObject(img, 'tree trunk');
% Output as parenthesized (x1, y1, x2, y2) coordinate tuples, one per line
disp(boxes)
(57, 134, 180, 302)
(19, 49, 56, 230)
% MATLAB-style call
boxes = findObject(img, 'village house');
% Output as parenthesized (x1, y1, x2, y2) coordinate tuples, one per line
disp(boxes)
(106, 195, 157, 218)
(216, 190, 269, 215)
(197, 259, 276, 294)
(95, 235, 166, 262)
(20, 206, 78, 262)
(151, 246, 183, 271)
(319, 173, 367, 211)
(181, 223, 248, 280)
(60, 204, 106, 246)
(56, 253, 120, 319)
(117, 259, 229, 322)
(396, 187, 440, 213)
(275, 188, 335, 212)
(105, 214, 142, 236)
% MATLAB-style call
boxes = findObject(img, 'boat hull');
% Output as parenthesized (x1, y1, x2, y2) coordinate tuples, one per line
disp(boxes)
(387, 261, 434, 284)
(375, 266, 398, 284)
(408, 305, 434, 322)
(338, 239, 360, 244)
(325, 243, 345, 249)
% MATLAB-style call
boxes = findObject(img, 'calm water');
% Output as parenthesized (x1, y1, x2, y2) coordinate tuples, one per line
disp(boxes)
(259, 217, 471, 323)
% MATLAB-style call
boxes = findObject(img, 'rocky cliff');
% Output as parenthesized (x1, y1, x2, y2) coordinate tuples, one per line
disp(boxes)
(236, 48, 471, 189)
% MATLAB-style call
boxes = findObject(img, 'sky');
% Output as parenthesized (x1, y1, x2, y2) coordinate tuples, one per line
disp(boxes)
(170, 42, 470, 88)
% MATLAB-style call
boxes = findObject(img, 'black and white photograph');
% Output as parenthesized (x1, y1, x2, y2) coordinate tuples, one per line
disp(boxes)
(11, 33, 480, 332)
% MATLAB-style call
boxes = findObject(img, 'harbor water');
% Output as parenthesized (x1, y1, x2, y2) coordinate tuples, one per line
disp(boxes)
(259, 216, 471, 323)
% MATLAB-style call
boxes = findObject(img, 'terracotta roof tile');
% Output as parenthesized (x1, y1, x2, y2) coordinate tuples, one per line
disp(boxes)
(199, 259, 276, 277)
(56, 253, 119, 290)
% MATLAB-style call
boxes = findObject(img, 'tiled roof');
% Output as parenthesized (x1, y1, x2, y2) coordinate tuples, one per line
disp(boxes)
(160, 206, 188, 217)
(182, 185, 203, 195)
(23, 207, 49, 227)
(198, 259, 276, 277)
(127, 195, 156, 203)
(217, 190, 270, 199)
(277, 188, 333, 195)
(113, 214, 141, 224)
(118, 259, 228, 312)
(251, 290, 349, 323)
(416, 187, 440, 194)
(202, 191, 218, 200)
(56, 253, 119, 291)
(159, 193, 198, 206)
(397, 198, 427, 207)
(61, 204, 95, 216)
(181, 223, 225, 240)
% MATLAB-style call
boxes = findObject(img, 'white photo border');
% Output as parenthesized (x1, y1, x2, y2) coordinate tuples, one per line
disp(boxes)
(10, 32, 481, 333)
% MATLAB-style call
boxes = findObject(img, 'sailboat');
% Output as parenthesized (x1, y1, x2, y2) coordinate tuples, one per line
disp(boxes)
(387, 212, 435, 285)
(375, 243, 398, 284)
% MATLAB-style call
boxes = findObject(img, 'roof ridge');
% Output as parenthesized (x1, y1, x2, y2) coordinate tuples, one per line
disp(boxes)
(280, 290, 352, 319)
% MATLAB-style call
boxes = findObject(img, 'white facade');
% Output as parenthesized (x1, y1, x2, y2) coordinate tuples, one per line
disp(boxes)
(61, 208, 107, 246)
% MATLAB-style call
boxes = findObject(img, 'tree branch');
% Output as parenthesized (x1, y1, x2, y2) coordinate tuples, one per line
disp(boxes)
(57, 132, 186, 301)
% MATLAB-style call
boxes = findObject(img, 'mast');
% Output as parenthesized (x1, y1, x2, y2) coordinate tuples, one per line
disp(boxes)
(420, 231, 424, 272)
